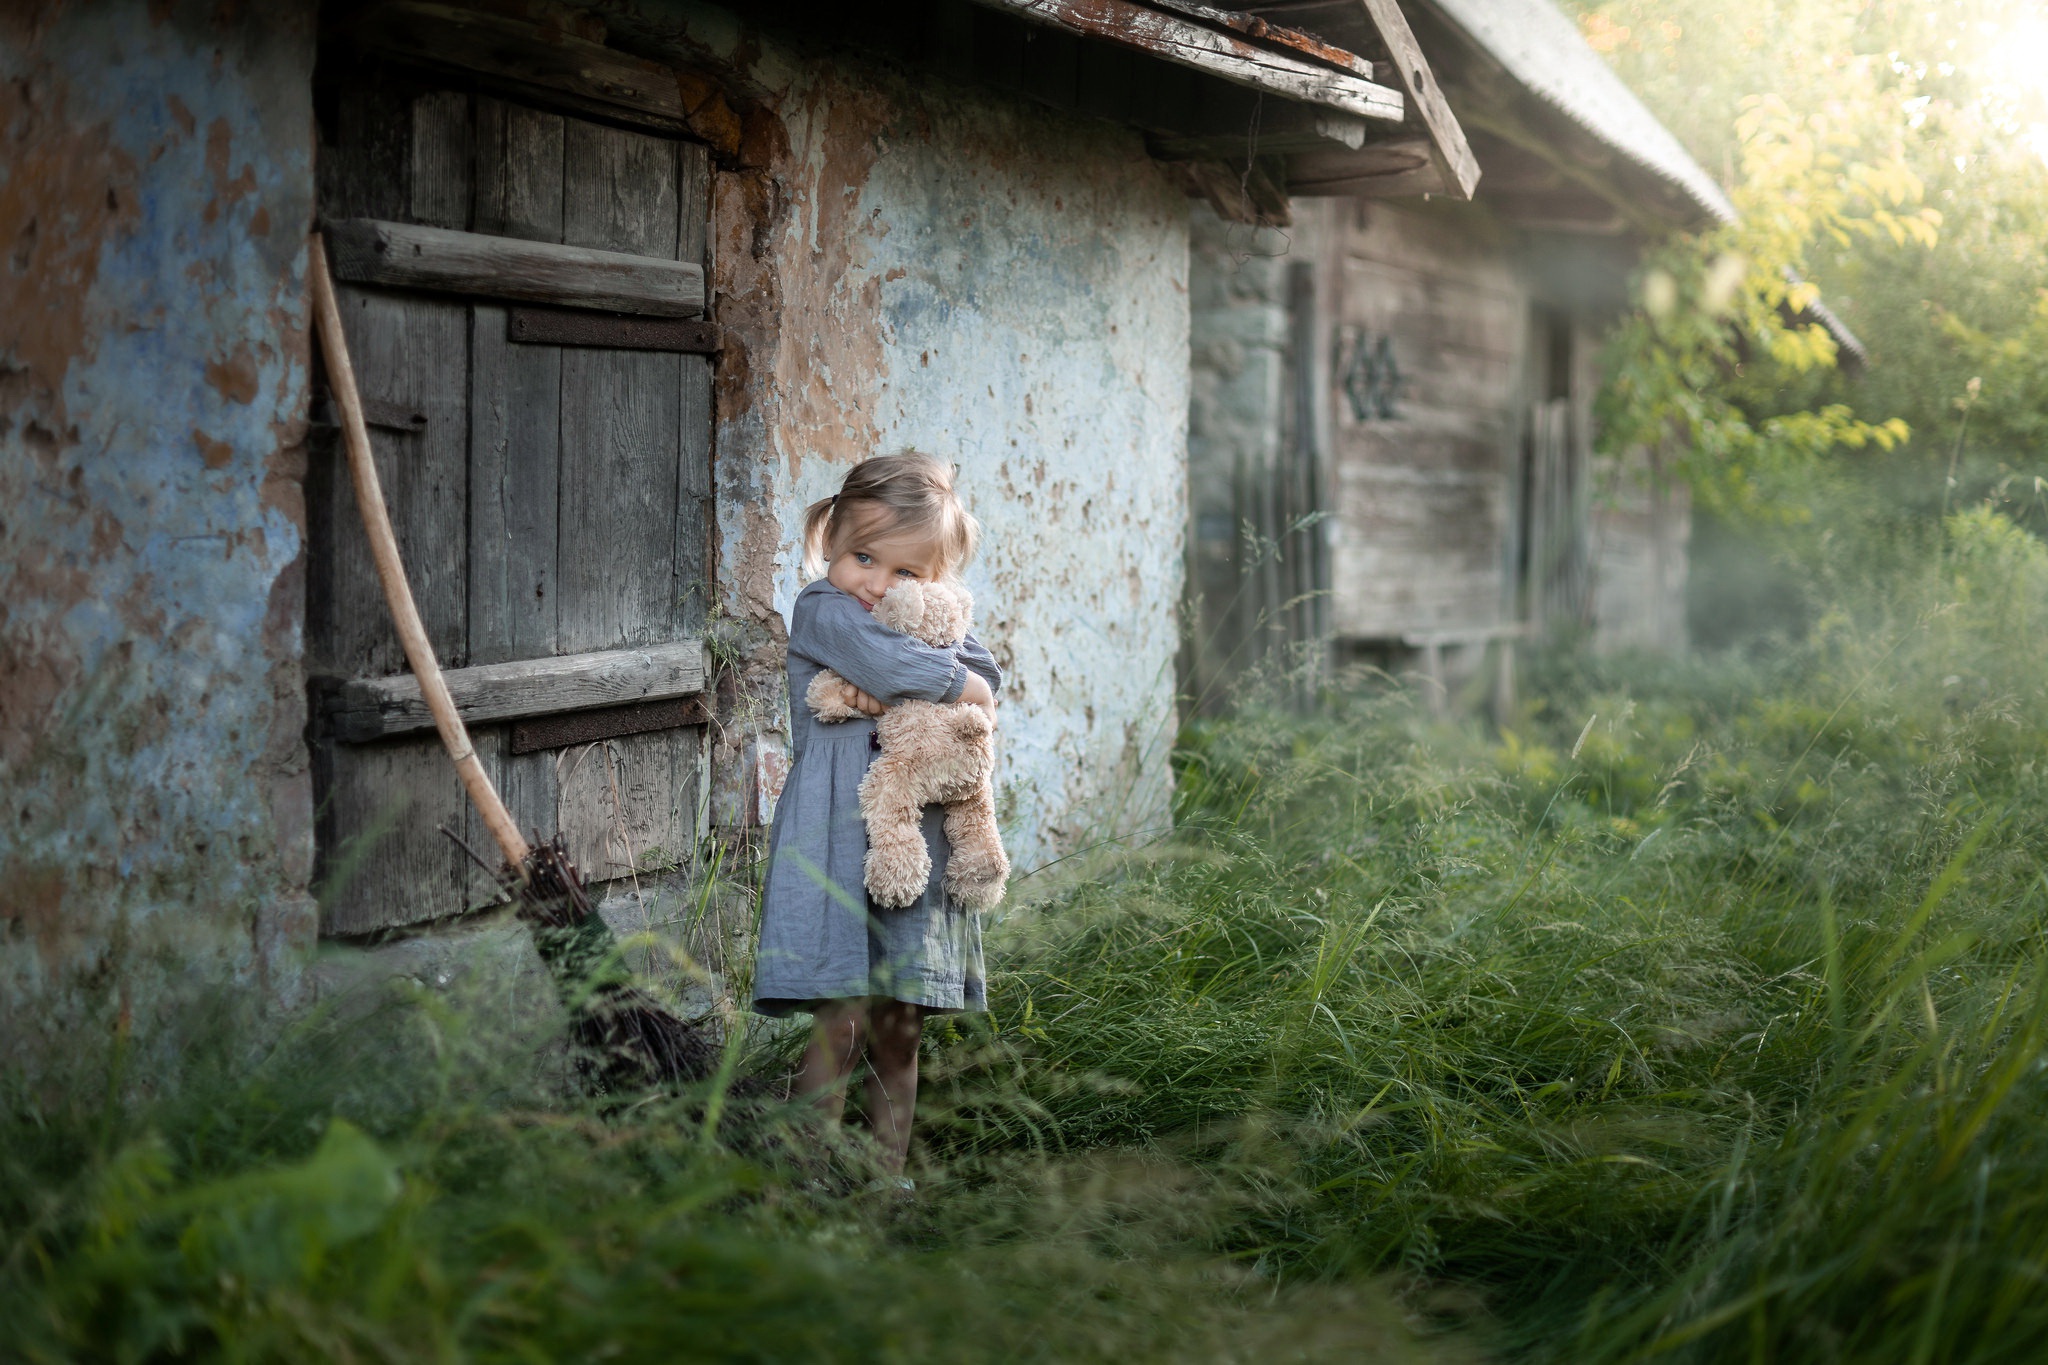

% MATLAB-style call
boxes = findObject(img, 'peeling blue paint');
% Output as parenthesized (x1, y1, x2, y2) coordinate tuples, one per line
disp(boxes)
(1, 0, 318, 1071)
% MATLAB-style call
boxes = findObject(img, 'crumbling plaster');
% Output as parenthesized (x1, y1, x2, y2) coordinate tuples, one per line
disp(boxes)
(0, 1, 318, 1073)
(679, 10, 1192, 865)
(0, 0, 1198, 1082)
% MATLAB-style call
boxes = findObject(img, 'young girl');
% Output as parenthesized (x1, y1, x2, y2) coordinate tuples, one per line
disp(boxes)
(751, 453, 1002, 1179)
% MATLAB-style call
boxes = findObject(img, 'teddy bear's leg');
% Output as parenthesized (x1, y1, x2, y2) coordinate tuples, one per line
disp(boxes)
(860, 755, 935, 909)
(940, 783, 1009, 910)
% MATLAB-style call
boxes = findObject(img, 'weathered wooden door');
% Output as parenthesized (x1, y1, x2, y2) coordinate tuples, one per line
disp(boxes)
(310, 76, 713, 935)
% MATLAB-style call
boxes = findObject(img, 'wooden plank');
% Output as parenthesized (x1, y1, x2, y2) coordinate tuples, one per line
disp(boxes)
(409, 89, 471, 228)
(318, 81, 411, 222)
(460, 725, 514, 907)
(676, 141, 710, 268)
(556, 729, 694, 884)
(558, 120, 684, 652)
(507, 308, 721, 353)
(473, 97, 565, 243)
(557, 349, 683, 650)
(965, 0, 1403, 122)
(308, 287, 469, 678)
(489, 735, 559, 877)
(1144, 0, 1383, 80)
(1149, 106, 1370, 159)
(510, 696, 707, 754)
(674, 135, 715, 638)
(324, 217, 705, 316)
(326, 640, 707, 742)
(466, 98, 568, 865)
(1163, 157, 1293, 227)
(676, 356, 714, 633)
(1286, 133, 1440, 196)
(562, 120, 679, 257)
(317, 732, 472, 936)
(1351, 0, 1481, 199)
(468, 305, 561, 666)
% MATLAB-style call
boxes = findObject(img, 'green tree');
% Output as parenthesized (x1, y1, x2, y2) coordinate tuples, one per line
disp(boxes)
(1568, 0, 2048, 589)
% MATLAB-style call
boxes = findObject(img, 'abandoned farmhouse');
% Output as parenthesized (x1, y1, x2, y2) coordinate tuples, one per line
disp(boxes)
(2, 0, 1777, 1064)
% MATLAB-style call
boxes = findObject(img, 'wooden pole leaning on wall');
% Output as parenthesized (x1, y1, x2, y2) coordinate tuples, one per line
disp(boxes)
(307, 232, 532, 873)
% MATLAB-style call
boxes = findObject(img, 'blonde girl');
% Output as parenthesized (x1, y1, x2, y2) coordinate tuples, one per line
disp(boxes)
(751, 453, 1002, 1179)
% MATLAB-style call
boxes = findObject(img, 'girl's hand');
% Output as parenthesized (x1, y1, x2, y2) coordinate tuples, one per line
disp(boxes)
(959, 672, 998, 722)
(847, 686, 888, 717)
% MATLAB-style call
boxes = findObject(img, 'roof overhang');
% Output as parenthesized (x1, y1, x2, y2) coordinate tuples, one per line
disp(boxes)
(337, 0, 1484, 228)
(965, 0, 1482, 209)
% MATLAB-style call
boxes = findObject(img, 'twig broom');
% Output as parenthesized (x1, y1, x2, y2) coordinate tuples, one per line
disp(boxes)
(308, 233, 719, 1094)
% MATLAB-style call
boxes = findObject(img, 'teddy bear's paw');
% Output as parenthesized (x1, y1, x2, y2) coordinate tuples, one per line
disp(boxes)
(944, 869, 1007, 910)
(806, 671, 864, 722)
(946, 707, 993, 744)
(865, 843, 933, 909)
(943, 840, 1009, 909)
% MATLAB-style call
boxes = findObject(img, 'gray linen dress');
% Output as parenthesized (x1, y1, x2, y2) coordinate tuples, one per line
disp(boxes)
(751, 579, 1004, 1017)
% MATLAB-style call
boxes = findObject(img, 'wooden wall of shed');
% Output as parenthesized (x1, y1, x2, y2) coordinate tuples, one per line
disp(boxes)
(1322, 200, 1531, 639)
(1188, 193, 1692, 700)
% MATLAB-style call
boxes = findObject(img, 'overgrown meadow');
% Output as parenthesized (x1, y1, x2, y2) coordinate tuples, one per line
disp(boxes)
(7, 494, 2048, 1362)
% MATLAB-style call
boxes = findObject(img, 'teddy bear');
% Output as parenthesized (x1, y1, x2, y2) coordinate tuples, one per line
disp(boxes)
(806, 580, 1009, 911)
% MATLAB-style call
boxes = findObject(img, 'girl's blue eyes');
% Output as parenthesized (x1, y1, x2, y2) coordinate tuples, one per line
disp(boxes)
(851, 553, 919, 579)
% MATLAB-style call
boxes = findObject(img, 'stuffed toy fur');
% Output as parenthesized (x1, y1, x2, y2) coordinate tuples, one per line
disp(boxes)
(806, 581, 1009, 910)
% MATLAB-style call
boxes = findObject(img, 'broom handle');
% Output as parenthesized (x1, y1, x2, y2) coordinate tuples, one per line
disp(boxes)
(309, 233, 531, 869)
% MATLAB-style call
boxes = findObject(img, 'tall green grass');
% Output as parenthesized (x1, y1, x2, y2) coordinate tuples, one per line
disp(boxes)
(9, 507, 2048, 1360)
(0, 980, 1456, 1362)
(919, 505, 2048, 1359)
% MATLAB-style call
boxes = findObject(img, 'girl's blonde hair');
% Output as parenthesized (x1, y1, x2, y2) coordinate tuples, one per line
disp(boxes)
(801, 452, 981, 580)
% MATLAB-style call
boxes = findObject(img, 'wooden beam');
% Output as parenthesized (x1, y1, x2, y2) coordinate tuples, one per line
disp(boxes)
(1142, 0, 1383, 81)
(509, 696, 709, 754)
(1161, 156, 1293, 226)
(333, 0, 746, 156)
(1350, 0, 1480, 199)
(1148, 104, 1370, 159)
(325, 218, 706, 317)
(507, 307, 723, 353)
(1286, 133, 1440, 196)
(967, 0, 1403, 122)
(325, 640, 706, 742)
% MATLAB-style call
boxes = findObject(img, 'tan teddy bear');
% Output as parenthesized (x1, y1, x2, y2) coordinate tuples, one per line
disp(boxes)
(806, 580, 1009, 911)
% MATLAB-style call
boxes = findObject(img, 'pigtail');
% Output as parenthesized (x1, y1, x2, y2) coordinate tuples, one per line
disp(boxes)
(801, 453, 980, 581)
(799, 495, 838, 580)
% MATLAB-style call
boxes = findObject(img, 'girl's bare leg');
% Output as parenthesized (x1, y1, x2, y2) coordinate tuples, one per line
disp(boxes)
(796, 998, 868, 1121)
(863, 999, 926, 1175)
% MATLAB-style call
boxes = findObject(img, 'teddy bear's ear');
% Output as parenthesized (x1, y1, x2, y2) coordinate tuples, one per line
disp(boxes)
(873, 579, 927, 632)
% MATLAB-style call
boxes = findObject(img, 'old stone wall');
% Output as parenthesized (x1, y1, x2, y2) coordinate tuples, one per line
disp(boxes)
(1183, 200, 1334, 706)
(0, 1, 319, 1077)
(666, 8, 1192, 865)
